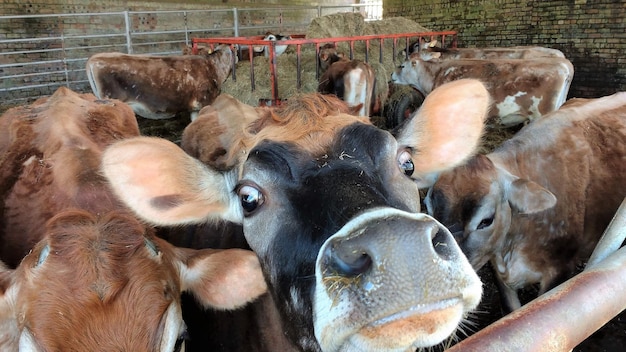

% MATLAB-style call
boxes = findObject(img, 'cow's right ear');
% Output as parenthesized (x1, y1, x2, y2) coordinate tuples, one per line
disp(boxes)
(102, 136, 242, 226)
(182, 94, 261, 170)
(177, 247, 267, 310)
(396, 79, 490, 188)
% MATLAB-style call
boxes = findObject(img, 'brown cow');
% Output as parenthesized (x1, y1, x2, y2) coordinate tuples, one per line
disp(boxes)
(318, 43, 377, 117)
(423, 92, 626, 311)
(86, 44, 235, 121)
(0, 87, 266, 351)
(102, 79, 489, 351)
(391, 51, 574, 127)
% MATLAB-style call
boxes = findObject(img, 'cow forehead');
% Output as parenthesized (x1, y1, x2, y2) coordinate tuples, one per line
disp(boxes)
(16, 210, 179, 350)
(432, 156, 496, 216)
(184, 93, 369, 171)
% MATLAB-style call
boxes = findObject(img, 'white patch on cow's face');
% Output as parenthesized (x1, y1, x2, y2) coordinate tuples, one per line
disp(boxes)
(528, 96, 543, 121)
(496, 91, 526, 125)
(462, 181, 512, 270)
(313, 208, 482, 352)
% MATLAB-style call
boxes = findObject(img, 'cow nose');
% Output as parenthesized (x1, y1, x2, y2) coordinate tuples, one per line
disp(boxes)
(324, 242, 373, 278)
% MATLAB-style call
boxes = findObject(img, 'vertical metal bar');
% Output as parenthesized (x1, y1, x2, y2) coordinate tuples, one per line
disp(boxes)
(392, 37, 397, 63)
(230, 45, 237, 82)
(184, 11, 189, 46)
(378, 38, 383, 64)
(268, 41, 278, 102)
(124, 11, 132, 54)
(61, 24, 69, 87)
(349, 40, 354, 60)
(233, 8, 239, 37)
(296, 44, 302, 90)
(315, 43, 321, 80)
(249, 49, 255, 91)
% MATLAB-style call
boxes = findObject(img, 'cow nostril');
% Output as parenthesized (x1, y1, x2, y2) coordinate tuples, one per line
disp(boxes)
(325, 244, 373, 278)
(432, 226, 454, 261)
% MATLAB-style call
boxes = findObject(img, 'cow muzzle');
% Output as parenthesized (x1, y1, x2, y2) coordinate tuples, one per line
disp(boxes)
(313, 208, 482, 352)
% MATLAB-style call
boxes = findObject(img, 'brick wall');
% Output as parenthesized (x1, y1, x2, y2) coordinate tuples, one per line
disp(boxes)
(383, 0, 626, 99)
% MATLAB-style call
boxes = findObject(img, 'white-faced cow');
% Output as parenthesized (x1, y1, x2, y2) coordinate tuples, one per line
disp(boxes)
(102, 79, 489, 352)
(318, 43, 377, 117)
(423, 92, 626, 312)
(86, 44, 235, 121)
(391, 51, 574, 127)
(0, 87, 266, 351)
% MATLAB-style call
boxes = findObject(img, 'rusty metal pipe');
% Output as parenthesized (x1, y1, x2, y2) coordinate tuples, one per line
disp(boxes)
(448, 245, 626, 352)
(587, 197, 626, 267)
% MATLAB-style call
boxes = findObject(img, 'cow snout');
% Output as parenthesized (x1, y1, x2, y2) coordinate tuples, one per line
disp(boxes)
(313, 208, 482, 351)
(317, 208, 468, 291)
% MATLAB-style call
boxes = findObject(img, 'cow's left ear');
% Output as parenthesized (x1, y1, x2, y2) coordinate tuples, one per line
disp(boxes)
(499, 168, 557, 214)
(396, 79, 490, 187)
(177, 247, 267, 310)
(506, 178, 557, 214)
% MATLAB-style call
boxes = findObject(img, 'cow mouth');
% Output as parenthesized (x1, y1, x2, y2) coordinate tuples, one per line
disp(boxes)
(357, 297, 465, 349)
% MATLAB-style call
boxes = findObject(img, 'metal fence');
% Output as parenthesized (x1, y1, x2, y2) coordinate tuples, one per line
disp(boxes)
(0, 3, 382, 109)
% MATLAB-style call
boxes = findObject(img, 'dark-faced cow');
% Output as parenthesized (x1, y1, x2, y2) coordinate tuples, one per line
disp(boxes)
(102, 79, 489, 352)
(86, 44, 235, 121)
(318, 43, 377, 117)
(391, 51, 574, 127)
(0, 87, 266, 351)
(423, 92, 626, 312)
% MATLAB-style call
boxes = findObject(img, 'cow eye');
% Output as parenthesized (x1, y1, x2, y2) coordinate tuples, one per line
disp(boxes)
(477, 215, 494, 230)
(398, 150, 414, 176)
(238, 184, 264, 215)
(173, 331, 188, 352)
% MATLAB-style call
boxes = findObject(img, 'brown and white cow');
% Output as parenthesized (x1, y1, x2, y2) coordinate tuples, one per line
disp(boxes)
(404, 40, 565, 60)
(86, 44, 235, 121)
(391, 52, 574, 126)
(102, 79, 489, 352)
(0, 87, 266, 351)
(423, 92, 626, 312)
(318, 43, 377, 117)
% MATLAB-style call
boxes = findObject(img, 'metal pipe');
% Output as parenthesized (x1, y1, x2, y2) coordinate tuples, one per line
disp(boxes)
(587, 197, 626, 267)
(448, 245, 626, 352)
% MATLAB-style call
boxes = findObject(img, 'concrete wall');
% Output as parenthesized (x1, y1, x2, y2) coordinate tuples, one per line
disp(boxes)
(383, 0, 626, 99)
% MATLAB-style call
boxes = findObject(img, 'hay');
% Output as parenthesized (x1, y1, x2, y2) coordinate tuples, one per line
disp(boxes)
(221, 13, 435, 113)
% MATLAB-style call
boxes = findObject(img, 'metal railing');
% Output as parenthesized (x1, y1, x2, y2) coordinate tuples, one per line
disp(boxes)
(0, 3, 382, 108)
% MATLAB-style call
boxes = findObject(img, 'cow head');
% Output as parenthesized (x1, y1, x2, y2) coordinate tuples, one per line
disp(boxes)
(424, 154, 557, 270)
(102, 79, 489, 351)
(318, 43, 346, 73)
(0, 209, 266, 352)
(390, 53, 440, 98)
